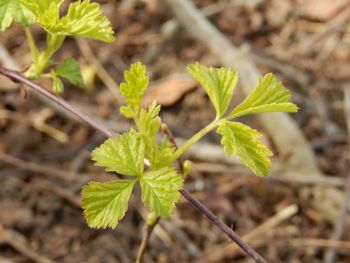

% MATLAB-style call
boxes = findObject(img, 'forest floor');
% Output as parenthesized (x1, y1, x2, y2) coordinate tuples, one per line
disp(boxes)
(1, 0, 350, 262)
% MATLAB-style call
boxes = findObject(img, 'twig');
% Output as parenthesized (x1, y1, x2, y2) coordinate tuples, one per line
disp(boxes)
(324, 86, 350, 263)
(136, 217, 160, 263)
(0, 66, 267, 263)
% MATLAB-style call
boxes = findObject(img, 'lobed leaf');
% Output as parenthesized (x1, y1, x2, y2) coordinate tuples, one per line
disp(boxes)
(91, 129, 145, 177)
(230, 73, 298, 118)
(188, 63, 238, 118)
(56, 58, 83, 85)
(20, 0, 115, 42)
(217, 120, 272, 176)
(0, 0, 35, 31)
(140, 167, 183, 218)
(137, 101, 161, 137)
(120, 62, 149, 118)
(51, 71, 64, 93)
(82, 179, 135, 229)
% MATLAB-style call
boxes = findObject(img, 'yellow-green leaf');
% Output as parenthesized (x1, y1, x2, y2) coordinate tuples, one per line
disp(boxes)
(120, 62, 149, 118)
(188, 63, 238, 118)
(91, 129, 144, 177)
(230, 73, 298, 118)
(0, 0, 35, 31)
(217, 120, 272, 176)
(82, 179, 135, 229)
(140, 167, 183, 218)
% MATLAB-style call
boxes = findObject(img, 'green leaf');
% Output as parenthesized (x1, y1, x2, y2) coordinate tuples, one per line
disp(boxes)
(18, 0, 63, 17)
(217, 120, 272, 176)
(82, 179, 135, 229)
(230, 73, 299, 118)
(50, 70, 64, 93)
(120, 62, 149, 118)
(56, 58, 83, 85)
(137, 101, 161, 137)
(92, 129, 145, 177)
(0, 0, 35, 31)
(20, 0, 115, 42)
(151, 139, 176, 169)
(140, 167, 183, 218)
(188, 63, 238, 118)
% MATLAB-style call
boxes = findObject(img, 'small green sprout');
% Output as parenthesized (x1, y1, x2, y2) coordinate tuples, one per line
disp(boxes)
(81, 62, 298, 229)
(0, 0, 115, 92)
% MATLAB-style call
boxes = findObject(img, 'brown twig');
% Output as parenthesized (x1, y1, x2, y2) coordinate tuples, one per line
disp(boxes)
(136, 217, 160, 263)
(0, 66, 267, 263)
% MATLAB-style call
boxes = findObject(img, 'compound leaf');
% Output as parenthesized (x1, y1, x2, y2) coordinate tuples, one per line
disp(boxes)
(188, 63, 238, 118)
(82, 179, 135, 229)
(120, 62, 149, 118)
(140, 167, 183, 218)
(230, 73, 298, 118)
(217, 120, 272, 176)
(0, 0, 35, 31)
(92, 129, 145, 177)
(56, 58, 83, 85)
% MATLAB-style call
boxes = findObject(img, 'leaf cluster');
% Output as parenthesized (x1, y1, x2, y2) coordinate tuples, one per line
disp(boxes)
(0, 0, 115, 92)
(82, 63, 183, 228)
(82, 62, 298, 229)
(188, 63, 298, 176)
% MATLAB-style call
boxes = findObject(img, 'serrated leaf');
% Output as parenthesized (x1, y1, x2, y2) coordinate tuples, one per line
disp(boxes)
(140, 167, 183, 218)
(18, 0, 63, 17)
(217, 120, 272, 176)
(137, 101, 161, 137)
(56, 58, 83, 85)
(120, 62, 149, 118)
(152, 139, 176, 169)
(230, 73, 298, 118)
(0, 0, 35, 31)
(188, 63, 238, 118)
(92, 129, 145, 177)
(20, 0, 115, 42)
(50, 70, 64, 92)
(82, 179, 135, 229)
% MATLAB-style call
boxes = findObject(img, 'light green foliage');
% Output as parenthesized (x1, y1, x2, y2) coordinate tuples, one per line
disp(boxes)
(50, 71, 64, 93)
(140, 167, 183, 218)
(188, 62, 238, 118)
(120, 62, 149, 118)
(19, 0, 114, 42)
(18, 0, 63, 17)
(217, 120, 272, 176)
(92, 129, 145, 177)
(0, 0, 35, 31)
(2, 0, 115, 92)
(230, 73, 299, 118)
(82, 179, 136, 228)
(82, 62, 298, 229)
(56, 58, 83, 86)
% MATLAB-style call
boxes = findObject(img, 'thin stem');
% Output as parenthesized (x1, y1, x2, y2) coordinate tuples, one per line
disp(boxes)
(172, 119, 222, 161)
(180, 189, 267, 263)
(0, 67, 266, 263)
(136, 213, 159, 263)
(24, 27, 39, 61)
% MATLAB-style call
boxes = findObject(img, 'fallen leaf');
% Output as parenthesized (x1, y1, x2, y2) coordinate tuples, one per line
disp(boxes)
(143, 74, 197, 106)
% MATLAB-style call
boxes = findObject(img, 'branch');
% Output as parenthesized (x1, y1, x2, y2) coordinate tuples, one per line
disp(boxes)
(0, 66, 266, 263)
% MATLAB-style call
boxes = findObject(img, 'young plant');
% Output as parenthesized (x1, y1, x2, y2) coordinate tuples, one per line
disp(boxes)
(81, 62, 298, 229)
(0, 0, 115, 92)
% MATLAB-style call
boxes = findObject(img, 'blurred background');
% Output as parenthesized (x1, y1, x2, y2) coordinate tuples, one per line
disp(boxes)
(1, 0, 350, 262)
